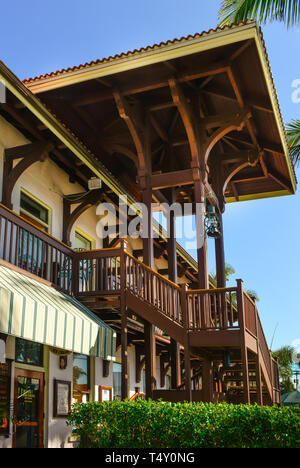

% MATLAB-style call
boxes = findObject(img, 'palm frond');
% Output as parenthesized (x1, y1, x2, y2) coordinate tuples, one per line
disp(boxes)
(287, 119, 300, 166)
(219, 0, 300, 27)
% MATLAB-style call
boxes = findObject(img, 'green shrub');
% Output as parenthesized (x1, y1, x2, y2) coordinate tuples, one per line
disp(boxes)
(67, 400, 300, 448)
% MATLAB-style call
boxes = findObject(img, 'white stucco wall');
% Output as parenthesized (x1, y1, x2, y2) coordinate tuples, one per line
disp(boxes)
(47, 351, 74, 449)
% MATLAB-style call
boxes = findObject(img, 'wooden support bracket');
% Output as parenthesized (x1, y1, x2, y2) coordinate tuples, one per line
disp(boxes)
(62, 188, 103, 245)
(2, 141, 54, 209)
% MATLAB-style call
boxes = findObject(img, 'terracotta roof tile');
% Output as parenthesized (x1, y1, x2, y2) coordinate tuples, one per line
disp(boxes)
(23, 21, 251, 84)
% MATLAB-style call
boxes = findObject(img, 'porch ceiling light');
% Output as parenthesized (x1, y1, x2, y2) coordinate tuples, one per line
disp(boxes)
(205, 205, 221, 239)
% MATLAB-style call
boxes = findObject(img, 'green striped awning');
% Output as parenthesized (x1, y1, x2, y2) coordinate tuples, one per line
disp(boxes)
(0, 265, 116, 359)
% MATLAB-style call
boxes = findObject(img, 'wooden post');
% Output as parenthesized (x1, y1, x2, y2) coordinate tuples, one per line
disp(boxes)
(142, 186, 156, 399)
(120, 241, 128, 399)
(194, 180, 208, 290)
(167, 194, 181, 389)
(145, 321, 156, 399)
(181, 284, 192, 402)
(237, 279, 250, 404)
(202, 357, 214, 402)
(215, 214, 226, 288)
(142, 187, 154, 269)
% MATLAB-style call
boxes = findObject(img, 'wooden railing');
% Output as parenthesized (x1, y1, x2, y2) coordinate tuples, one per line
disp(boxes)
(257, 313, 273, 388)
(244, 293, 257, 336)
(0, 204, 74, 294)
(186, 287, 238, 331)
(125, 253, 182, 326)
(75, 248, 122, 295)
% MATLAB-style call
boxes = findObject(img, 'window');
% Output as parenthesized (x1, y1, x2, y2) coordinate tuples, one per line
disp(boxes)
(20, 191, 50, 232)
(74, 231, 92, 251)
(73, 354, 90, 403)
(18, 192, 51, 272)
(113, 363, 122, 400)
(15, 339, 43, 367)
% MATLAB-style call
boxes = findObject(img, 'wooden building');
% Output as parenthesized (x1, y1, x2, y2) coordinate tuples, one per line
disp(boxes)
(0, 21, 295, 447)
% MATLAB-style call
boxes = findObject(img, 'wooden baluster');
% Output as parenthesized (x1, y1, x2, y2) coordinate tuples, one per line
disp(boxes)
(44, 243, 49, 281)
(25, 231, 30, 271)
(14, 225, 20, 268)
(8, 223, 14, 265)
(159, 277, 163, 311)
(3, 219, 9, 262)
(229, 292, 234, 327)
(35, 238, 40, 277)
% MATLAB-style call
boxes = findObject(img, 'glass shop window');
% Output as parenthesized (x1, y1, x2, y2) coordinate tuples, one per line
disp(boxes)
(73, 354, 90, 403)
(113, 363, 122, 400)
(15, 338, 44, 367)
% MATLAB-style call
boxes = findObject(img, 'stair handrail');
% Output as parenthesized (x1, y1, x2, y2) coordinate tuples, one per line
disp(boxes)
(123, 250, 181, 290)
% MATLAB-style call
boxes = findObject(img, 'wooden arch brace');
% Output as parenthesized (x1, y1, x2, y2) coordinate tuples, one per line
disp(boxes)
(113, 90, 151, 187)
(2, 141, 54, 210)
(169, 78, 252, 178)
(211, 149, 259, 212)
(63, 189, 103, 245)
(168, 78, 203, 175)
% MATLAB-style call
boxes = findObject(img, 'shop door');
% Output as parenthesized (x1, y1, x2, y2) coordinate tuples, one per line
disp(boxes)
(13, 369, 44, 448)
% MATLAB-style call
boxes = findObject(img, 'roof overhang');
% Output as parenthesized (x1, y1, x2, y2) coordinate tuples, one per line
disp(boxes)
(23, 21, 297, 199)
(0, 61, 198, 272)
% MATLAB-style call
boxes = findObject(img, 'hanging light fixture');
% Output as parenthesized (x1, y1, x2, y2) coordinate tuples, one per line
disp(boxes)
(205, 205, 221, 239)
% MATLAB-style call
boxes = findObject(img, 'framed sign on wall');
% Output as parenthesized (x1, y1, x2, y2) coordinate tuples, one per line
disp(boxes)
(53, 380, 71, 418)
(99, 386, 113, 402)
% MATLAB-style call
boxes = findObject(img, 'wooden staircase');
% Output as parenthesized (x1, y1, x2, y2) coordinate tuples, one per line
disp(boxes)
(74, 244, 280, 406)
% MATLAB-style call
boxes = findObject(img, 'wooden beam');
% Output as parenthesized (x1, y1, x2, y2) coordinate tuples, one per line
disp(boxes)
(150, 169, 194, 190)
(201, 89, 273, 114)
(202, 107, 252, 165)
(113, 90, 150, 182)
(227, 66, 260, 151)
(169, 78, 201, 168)
(150, 114, 169, 142)
(74, 60, 229, 107)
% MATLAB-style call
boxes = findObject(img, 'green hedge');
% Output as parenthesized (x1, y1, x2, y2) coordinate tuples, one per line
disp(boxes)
(67, 400, 300, 448)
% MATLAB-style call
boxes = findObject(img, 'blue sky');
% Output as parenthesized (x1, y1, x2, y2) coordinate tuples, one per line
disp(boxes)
(1, 0, 300, 351)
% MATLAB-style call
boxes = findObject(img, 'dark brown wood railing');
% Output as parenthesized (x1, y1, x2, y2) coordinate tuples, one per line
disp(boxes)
(186, 287, 238, 331)
(125, 253, 182, 325)
(0, 204, 74, 294)
(257, 313, 273, 388)
(244, 292, 257, 336)
(75, 248, 122, 295)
